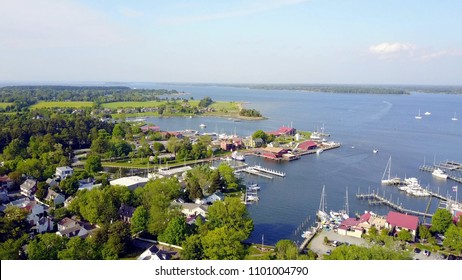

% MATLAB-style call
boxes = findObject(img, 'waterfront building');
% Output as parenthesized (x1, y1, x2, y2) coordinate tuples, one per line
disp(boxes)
(141, 125, 161, 133)
(267, 126, 297, 137)
(297, 140, 318, 151)
(385, 211, 419, 241)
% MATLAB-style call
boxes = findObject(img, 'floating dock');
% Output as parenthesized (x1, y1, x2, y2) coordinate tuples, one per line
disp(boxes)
(237, 167, 274, 179)
(356, 191, 433, 218)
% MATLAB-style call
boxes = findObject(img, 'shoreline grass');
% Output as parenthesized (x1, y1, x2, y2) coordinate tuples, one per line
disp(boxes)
(30, 101, 94, 109)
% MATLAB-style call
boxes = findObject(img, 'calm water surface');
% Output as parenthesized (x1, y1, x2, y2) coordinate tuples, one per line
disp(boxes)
(131, 83, 462, 245)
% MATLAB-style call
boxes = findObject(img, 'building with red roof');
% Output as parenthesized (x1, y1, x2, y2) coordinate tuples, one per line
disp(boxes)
(267, 126, 296, 137)
(385, 211, 420, 241)
(297, 140, 317, 151)
(141, 125, 161, 133)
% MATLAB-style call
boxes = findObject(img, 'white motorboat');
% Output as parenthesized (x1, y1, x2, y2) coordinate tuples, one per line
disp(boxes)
(432, 168, 448, 179)
(231, 151, 245, 161)
(199, 123, 207, 128)
(424, 111, 431, 115)
(373, 149, 378, 154)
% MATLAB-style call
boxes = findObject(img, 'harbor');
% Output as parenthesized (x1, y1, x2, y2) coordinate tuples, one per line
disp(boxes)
(419, 160, 462, 184)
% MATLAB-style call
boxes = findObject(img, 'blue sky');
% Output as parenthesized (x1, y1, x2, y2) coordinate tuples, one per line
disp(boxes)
(1, 0, 461, 85)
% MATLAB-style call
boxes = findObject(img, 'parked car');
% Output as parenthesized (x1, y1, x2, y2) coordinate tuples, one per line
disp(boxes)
(326, 249, 331, 255)
(423, 250, 430, 256)
(440, 254, 447, 260)
(413, 248, 421, 253)
(448, 254, 456, 260)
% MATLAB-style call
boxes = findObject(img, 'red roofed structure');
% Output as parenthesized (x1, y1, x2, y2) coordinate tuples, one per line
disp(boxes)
(298, 140, 317, 151)
(386, 211, 420, 241)
(267, 126, 296, 137)
(141, 125, 161, 133)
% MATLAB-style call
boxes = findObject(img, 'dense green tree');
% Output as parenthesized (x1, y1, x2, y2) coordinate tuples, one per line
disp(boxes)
(198, 96, 213, 108)
(27, 233, 68, 260)
(59, 176, 79, 197)
(158, 217, 188, 245)
(58, 237, 101, 260)
(418, 225, 431, 241)
(0, 236, 28, 260)
(186, 176, 203, 201)
(101, 221, 131, 260)
(152, 142, 165, 152)
(206, 197, 253, 240)
(131, 206, 149, 235)
(0, 206, 30, 242)
(397, 229, 413, 242)
(217, 163, 239, 190)
(275, 240, 299, 260)
(252, 130, 268, 143)
(431, 208, 453, 233)
(16, 158, 43, 179)
(202, 226, 245, 260)
(181, 234, 204, 260)
(166, 137, 180, 155)
(2, 139, 27, 160)
(85, 155, 103, 174)
(325, 244, 411, 260)
(70, 188, 117, 225)
(442, 224, 462, 253)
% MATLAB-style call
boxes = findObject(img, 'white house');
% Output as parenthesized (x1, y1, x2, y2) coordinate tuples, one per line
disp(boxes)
(20, 179, 37, 197)
(56, 217, 88, 238)
(171, 202, 209, 218)
(78, 178, 100, 191)
(45, 189, 65, 206)
(204, 192, 224, 204)
(55, 166, 74, 180)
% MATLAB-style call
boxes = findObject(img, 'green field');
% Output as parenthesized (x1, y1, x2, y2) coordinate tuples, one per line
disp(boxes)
(0, 102, 14, 109)
(102, 101, 166, 109)
(30, 101, 94, 109)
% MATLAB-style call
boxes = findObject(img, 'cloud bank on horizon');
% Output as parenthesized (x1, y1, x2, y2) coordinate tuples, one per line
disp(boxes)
(0, 0, 461, 85)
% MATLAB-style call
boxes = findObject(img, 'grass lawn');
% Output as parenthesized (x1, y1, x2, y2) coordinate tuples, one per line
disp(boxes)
(0, 102, 14, 109)
(102, 101, 166, 109)
(30, 101, 94, 109)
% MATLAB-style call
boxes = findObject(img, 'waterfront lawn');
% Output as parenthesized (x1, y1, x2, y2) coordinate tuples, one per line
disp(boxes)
(30, 101, 94, 109)
(245, 244, 275, 260)
(210, 101, 241, 113)
(102, 101, 166, 109)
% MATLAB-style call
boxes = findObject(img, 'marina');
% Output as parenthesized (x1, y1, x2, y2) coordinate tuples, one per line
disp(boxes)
(419, 160, 462, 184)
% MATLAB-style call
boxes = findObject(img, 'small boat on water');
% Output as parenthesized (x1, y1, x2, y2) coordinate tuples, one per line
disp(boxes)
(373, 149, 378, 154)
(452, 113, 458, 121)
(199, 123, 207, 128)
(231, 151, 245, 161)
(381, 156, 401, 185)
(247, 183, 260, 191)
(432, 168, 448, 179)
(301, 230, 312, 238)
(424, 111, 431, 116)
(415, 109, 422, 119)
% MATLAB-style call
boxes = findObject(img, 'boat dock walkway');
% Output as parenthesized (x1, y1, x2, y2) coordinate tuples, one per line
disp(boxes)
(356, 192, 433, 218)
(419, 164, 462, 184)
(237, 167, 274, 179)
(252, 165, 286, 177)
(298, 222, 322, 252)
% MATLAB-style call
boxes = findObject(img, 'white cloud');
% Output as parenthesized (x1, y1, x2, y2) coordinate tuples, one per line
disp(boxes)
(369, 42, 416, 55)
(369, 42, 462, 61)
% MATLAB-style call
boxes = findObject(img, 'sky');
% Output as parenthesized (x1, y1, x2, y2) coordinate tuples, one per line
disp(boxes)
(1, 0, 461, 85)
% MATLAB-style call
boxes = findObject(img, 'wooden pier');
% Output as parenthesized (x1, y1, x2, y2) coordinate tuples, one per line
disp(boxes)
(252, 165, 286, 177)
(237, 167, 274, 179)
(356, 191, 433, 218)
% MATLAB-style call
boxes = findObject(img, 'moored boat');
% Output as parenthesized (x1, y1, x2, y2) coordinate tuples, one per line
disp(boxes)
(432, 168, 448, 179)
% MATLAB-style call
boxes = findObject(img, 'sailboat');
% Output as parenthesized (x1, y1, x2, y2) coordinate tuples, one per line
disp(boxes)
(381, 156, 401, 185)
(452, 112, 458, 121)
(317, 185, 329, 223)
(415, 109, 422, 119)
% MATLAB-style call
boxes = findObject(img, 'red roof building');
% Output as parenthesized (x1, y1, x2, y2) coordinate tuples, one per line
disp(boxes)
(386, 211, 419, 241)
(267, 126, 296, 136)
(298, 140, 317, 151)
(141, 125, 161, 133)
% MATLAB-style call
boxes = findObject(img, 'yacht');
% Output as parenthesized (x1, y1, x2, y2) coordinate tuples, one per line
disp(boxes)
(399, 177, 431, 197)
(199, 123, 207, 128)
(424, 111, 431, 116)
(231, 151, 245, 161)
(381, 156, 401, 185)
(432, 168, 448, 179)
(415, 109, 422, 119)
(452, 113, 458, 121)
